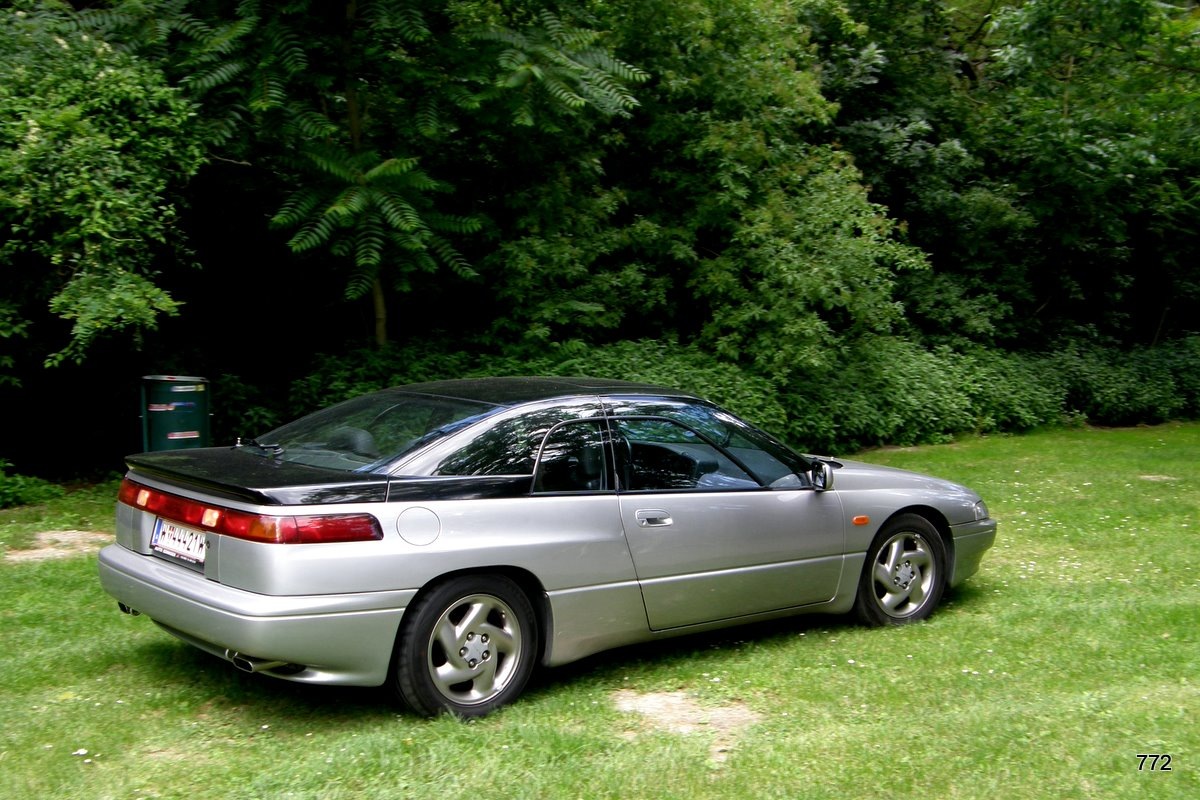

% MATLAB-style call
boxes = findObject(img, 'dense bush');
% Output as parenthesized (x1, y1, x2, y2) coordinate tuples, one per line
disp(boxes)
(285, 339, 788, 434)
(964, 350, 1068, 434)
(286, 346, 484, 420)
(277, 336, 1200, 455)
(0, 458, 65, 509)
(783, 337, 1200, 452)
(784, 338, 977, 452)
(1165, 338, 1200, 419)
(210, 374, 286, 445)
(782, 340, 985, 452)
(1052, 340, 1200, 426)
(501, 340, 791, 433)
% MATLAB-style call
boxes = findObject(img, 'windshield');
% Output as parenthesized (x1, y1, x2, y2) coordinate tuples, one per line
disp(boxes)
(251, 390, 501, 472)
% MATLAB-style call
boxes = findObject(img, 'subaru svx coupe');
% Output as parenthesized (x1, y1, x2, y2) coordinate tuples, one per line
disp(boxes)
(99, 377, 997, 716)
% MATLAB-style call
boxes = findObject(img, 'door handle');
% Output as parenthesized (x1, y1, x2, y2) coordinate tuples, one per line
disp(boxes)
(635, 509, 673, 527)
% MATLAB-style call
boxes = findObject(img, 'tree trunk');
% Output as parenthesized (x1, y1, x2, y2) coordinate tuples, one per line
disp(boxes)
(372, 276, 387, 348)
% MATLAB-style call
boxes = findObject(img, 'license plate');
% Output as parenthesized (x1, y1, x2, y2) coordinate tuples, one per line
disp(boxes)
(151, 519, 208, 565)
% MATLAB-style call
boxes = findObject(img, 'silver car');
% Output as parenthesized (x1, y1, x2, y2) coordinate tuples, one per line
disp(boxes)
(99, 377, 996, 716)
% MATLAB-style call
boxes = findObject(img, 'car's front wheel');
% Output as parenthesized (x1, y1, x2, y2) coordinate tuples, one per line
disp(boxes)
(392, 574, 538, 717)
(854, 514, 946, 626)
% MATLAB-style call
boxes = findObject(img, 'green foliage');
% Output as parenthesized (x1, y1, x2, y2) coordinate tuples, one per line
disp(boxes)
(786, 337, 976, 452)
(960, 349, 1068, 434)
(1051, 340, 1200, 426)
(979, 0, 1200, 344)
(806, 0, 1200, 347)
(0, 459, 65, 509)
(0, 302, 29, 387)
(479, 0, 924, 372)
(4, 0, 1198, 464)
(285, 338, 787, 434)
(511, 339, 790, 433)
(56, 1, 654, 351)
(691, 146, 927, 378)
(1165, 337, 1200, 419)
(286, 345, 480, 419)
(269, 148, 480, 302)
(184, 2, 649, 343)
(280, 336, 1200, 456)
(480, 9, 648, 125)
(484, 187, 675, 344)
(801, 1, 1030, 347)
(45, 271, 183, 367)
(0, 4, 206, 367)
(209, 374, 284, 445)
(782, 337, 1200, 453)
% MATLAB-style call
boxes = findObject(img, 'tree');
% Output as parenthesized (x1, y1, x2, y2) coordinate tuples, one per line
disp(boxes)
(0, 2, 207, 372)
(803, 0, 1200, 347)
(475, 0, 927, 381)
(77, 0, 648, 348)
(983, 0, 1200, 344)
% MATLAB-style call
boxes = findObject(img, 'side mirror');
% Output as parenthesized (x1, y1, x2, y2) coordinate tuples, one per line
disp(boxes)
(811, 461, 834, 492)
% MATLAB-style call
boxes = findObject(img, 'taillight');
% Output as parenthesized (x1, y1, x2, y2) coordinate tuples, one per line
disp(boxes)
(119, 478, 383, 544)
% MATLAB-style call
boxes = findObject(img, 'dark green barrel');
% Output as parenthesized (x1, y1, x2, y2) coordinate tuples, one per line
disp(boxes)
(141, 375, 211, 451)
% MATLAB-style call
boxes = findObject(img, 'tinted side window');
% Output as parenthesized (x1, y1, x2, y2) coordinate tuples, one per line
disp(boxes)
(430, 400, 606, 477)
(435, 407, 565, 476)
(606, 397, 804, 486)
(613, 419, 759, 492)
(533, 421, 609, 493)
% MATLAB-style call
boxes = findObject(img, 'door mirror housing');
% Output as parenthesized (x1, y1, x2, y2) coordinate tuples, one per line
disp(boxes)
(811, 460, 834, 492)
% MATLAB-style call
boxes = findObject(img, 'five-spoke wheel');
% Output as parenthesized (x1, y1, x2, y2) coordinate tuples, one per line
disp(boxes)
(393, 574, 537, 717)
(854, 514, 946, 626)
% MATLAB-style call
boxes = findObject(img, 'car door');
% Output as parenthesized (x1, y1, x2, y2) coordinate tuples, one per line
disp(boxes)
(612, 415, 845, 630)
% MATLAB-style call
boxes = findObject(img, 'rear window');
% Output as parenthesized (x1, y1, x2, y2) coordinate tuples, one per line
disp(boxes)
(253, 391, 501, 472)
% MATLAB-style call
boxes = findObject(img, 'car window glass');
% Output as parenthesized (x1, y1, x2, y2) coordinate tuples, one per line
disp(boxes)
(606, 398, 803, 486)
(432, 402, 601, 477)
(369, 401, 488, 456)
(533, 421, 608, 493)
(613, 418, 759, 491)
(257, 391, 498, 472)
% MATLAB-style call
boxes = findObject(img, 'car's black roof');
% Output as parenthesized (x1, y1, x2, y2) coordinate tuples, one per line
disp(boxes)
(392, 376, 697, 406)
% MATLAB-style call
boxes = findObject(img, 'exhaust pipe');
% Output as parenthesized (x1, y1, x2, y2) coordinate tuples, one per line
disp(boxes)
(118, 602, 141, 616)
(225, 649, 289, 674)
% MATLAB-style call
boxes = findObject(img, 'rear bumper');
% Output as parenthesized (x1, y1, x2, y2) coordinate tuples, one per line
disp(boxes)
(98, 544, 413, 686)
(947, 518, 997, 587)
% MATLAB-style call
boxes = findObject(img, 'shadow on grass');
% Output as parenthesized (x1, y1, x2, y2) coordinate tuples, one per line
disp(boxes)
(125, 637, 397, 723)
(526, 581, 997, 701)
(524, 611, 852, 702)
(939, 580, 992, 612)
(119, 580, 996, 721)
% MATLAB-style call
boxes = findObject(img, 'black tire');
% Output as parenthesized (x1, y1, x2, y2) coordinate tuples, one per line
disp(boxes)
(853, 513, 947, 626)
(392, 574, 538, 717)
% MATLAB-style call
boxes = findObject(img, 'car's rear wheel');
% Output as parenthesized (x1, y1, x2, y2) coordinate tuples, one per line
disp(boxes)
(392, 574, 538, 717)
(854, 513, 946, 626)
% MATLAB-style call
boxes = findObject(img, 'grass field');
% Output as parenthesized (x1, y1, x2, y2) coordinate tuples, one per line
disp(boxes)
(1, 425, 1196, 799)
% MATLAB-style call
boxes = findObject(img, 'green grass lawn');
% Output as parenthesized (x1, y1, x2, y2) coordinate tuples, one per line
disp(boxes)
(1, 426, 1196, 799)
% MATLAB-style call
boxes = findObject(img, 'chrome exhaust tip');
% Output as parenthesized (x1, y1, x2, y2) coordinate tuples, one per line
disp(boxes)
(225, 649, 289, 674)
(118, 602, 141, 616)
